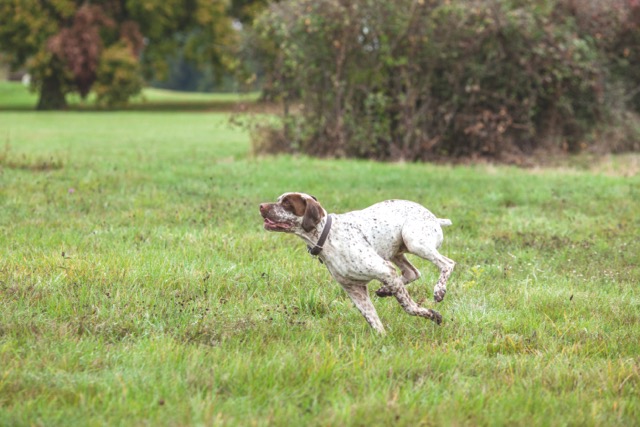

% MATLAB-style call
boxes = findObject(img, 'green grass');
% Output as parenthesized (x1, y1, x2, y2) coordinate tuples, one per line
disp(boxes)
(0, 81, 258, 111)
(1, 107, 639, 426)
(0, 81, 37, 110)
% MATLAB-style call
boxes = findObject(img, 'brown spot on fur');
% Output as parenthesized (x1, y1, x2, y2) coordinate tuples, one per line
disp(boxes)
(282, 194, 307, 216)
(280, 193, 326, 231)
(302, 198, 324, 232)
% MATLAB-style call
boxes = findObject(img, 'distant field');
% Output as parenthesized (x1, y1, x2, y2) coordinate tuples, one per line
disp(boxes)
(0, 81, 258, 110)
(0, 103, 639, 426)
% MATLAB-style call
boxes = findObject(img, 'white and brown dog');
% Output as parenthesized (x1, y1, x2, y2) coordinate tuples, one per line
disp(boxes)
(259, 192, 455, 334)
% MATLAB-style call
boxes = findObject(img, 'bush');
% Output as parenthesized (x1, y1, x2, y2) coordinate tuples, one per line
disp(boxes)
(93, 42, 144, 108)
(253, 0, 639, 161)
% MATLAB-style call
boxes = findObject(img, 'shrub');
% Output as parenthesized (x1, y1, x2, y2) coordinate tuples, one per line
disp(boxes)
(558, 0, 640, 153)
(253, 0, 637, 161)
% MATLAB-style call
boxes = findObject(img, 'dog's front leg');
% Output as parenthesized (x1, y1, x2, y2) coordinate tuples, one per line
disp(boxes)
(339, 282, 386, 334)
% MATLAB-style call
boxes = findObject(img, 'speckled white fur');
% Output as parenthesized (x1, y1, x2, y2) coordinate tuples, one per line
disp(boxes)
(260, 193, 455, 334)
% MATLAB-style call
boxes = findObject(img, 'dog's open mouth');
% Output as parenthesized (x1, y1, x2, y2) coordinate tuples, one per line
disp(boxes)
(263, 217, 292, 231)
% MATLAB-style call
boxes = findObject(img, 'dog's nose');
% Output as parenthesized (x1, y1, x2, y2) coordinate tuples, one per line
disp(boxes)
(259, 203, 268, 213)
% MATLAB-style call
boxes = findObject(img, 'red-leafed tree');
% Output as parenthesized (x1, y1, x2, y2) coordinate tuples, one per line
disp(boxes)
(0, 0, 237, 110)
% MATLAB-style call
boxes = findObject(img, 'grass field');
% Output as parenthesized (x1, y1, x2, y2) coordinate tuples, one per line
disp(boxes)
(1, 86, 640, 425)
(0, 81, 258, 111)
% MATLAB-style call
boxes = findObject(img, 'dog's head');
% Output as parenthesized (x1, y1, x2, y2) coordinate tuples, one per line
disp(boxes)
(259, 192, 325, 234)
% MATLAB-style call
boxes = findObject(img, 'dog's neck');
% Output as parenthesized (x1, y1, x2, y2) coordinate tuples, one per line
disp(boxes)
(295, 209, 330, 247)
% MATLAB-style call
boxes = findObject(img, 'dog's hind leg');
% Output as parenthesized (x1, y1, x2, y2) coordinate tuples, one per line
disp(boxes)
(376, 272, 442, 325)
(375, 254, 420, 298)
(410, 248, 455, 303)
(392, 253, 421, 285)
(430, 252, 455, 303)
(402, 220, 455, 303)
(392, 279, 443, 325)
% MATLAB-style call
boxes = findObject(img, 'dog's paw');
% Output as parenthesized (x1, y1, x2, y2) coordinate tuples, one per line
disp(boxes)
(375, 287, 394, 298)
(431, 310, 443, 325)
(434, 289, 446, 303)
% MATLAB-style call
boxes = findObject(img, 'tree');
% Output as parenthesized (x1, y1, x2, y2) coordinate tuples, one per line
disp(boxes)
(0, 0, 237, 109)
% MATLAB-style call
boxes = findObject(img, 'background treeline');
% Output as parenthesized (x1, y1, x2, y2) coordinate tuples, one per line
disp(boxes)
(1, 0, 639, 161)
(0, 0, 241, 110)
(251, 0, 640, 161)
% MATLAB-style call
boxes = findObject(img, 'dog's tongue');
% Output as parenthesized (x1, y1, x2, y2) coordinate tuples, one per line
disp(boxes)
(264, 218, 291, 229)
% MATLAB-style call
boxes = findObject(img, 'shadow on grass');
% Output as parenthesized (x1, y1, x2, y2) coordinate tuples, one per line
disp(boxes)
(0, 100, 278, 113)
(0, 82, 271, 113)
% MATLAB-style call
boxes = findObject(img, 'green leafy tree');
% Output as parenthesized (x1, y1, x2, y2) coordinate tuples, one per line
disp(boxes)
(0, 0, 237, 109)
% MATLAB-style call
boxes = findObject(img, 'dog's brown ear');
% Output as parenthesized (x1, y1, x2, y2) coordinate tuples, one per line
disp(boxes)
(302, 198, 324, 232)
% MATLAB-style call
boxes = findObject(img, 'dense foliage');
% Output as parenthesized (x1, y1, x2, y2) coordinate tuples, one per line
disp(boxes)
(254, 0, 640, 161)
(0, 0, 236, 109)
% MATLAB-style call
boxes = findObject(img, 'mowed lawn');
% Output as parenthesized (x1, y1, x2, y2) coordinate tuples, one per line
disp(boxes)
(1, 107, 639, 426)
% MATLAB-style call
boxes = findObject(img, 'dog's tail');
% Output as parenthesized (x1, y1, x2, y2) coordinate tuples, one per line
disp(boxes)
(438, 218, 452, 227)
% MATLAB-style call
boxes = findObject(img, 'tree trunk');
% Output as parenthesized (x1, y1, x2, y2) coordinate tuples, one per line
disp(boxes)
(36, 75, 67, 110)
